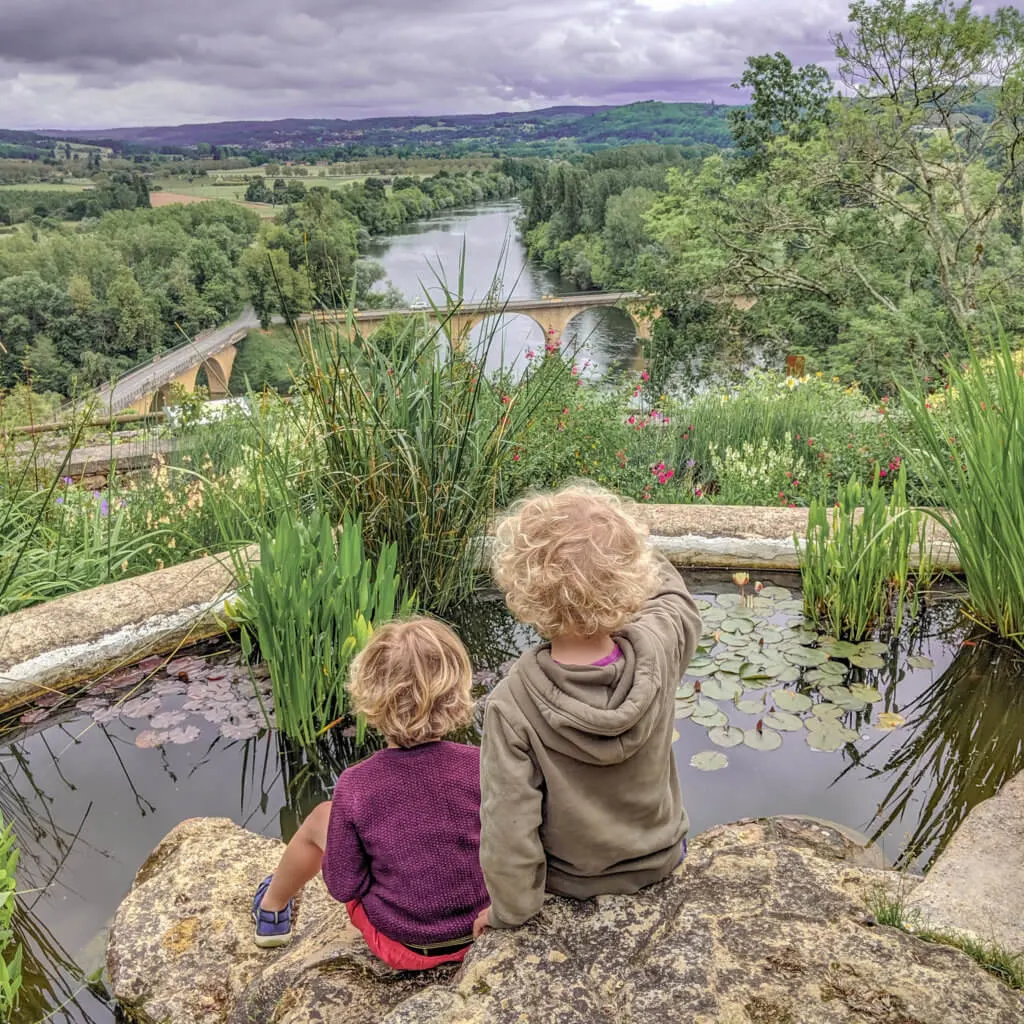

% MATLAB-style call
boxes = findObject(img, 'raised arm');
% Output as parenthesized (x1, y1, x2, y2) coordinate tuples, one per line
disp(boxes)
(479, 700, 546, 928)
(320, 778, 372, 905)
(636, 555, 703, 679)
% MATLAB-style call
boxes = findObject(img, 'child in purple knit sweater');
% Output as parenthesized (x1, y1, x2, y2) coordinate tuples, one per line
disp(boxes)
(252, 618, 489, 970)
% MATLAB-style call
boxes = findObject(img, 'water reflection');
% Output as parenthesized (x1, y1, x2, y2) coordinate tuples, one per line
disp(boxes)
(866, 633, 1024, 868)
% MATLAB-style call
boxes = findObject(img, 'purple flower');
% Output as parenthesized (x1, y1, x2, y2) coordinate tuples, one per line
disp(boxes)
(92, 491, 101, 500)
(686, 459, 696, 469)
(100, 499, 109, 516)
(55, 496, 64, 505)
(61, 476, 73, 485)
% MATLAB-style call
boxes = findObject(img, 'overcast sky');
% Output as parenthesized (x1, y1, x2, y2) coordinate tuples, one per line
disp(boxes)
(0, 0, 1005, 131)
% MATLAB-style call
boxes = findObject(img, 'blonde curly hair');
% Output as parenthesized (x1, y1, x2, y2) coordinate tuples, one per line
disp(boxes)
(348, 618, 473, 748)
(493, 483, 658, 639)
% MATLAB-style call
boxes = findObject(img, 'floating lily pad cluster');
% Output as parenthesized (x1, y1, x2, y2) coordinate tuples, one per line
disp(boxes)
(18, 652, 273, 748)
(679, 585, 930, 772)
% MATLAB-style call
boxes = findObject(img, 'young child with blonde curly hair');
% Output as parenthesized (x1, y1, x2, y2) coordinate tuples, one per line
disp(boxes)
(252, 618, 489, 970)
(473, 483, 701, 936)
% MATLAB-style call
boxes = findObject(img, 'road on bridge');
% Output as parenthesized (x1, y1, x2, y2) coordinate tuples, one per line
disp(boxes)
(92, 307, 260, 415)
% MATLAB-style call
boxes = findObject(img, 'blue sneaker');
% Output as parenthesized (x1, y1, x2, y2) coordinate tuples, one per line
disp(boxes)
(252, 875, 293, 948)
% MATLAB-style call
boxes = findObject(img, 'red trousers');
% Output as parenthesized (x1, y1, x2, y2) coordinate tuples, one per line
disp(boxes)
(345, 900, 471, 971)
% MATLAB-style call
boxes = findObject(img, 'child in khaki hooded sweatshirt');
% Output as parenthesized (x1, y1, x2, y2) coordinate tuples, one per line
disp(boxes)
(473, 483, 702, 936)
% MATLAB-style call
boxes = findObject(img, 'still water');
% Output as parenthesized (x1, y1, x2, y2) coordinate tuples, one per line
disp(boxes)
(365, 201, 642, 377)
(3, 573, 1023, 1023)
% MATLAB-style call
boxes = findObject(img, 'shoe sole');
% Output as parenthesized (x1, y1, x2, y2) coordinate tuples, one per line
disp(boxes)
(253, 928, 293, 949)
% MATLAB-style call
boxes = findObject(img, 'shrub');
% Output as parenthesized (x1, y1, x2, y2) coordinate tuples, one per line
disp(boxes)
(236, 512, 414, 748)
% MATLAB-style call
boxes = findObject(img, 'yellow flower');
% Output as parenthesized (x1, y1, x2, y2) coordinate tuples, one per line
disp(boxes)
(167, 537, 176, 549)
(121, 560, 129, 572)
(815, 371, 823, 378)
(732, 571, 750, 586)
(156, 559, 165, 570)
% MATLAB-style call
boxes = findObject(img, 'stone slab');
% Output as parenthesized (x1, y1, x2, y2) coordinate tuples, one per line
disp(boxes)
(107, 815, 1024, 1024)
(907, 771, 1024, 952)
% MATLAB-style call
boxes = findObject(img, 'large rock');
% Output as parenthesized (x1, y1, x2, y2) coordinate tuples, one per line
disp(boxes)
(109, 816, 1024, 1024)
(908, 772, 1024, 953)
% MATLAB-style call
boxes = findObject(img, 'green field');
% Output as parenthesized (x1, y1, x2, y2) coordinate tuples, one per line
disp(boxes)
(152, 173, 369, 201)
(0, 181, 92, 192)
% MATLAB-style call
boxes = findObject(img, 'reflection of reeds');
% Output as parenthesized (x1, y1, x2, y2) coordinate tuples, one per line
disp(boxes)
(867, 635, 1024, 868)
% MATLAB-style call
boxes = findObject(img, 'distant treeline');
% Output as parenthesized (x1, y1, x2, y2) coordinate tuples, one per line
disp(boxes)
(0, 172, 151, 225)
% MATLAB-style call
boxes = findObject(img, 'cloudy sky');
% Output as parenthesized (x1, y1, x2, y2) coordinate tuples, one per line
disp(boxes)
(0, 0, 991, 130)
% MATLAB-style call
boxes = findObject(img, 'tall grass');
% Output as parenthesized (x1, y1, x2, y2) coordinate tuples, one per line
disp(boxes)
(0, 813, 22, 1022)
(902, 334, 1024, 649)
(235, 512, 414, 749)
(797, 467, 932, 640)
(272, 267, 568, 613)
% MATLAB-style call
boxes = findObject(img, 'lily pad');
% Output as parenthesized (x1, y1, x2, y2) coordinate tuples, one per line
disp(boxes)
(743, 726, 783, 751)
(694, 599, 713, 611)
(686, 660, 716, 677)
(736, 698, 767, 715)
(757, 627, 785, 646)
(819, 686, 868, 712)
(762, 710, 804, 732)
(672, 729, 680, 742)
(859, 640, 889, 656)
(694, 696, 720, 716)
(167, 725, 203, 745)
(707, 725, 745, 748)
(675, 699, 697, 720)
(690, 750, 729, 771)
(120, 696, 162, 719)
(811, 702, 845, 721)
(784, 646, 829, 668)
(701, 677, 744, 701)
(701, 607, 728, 624)
(19, 707, 51, 725)
(719, 633, 752, 648)
(759, 586, 793, 601)
(850, 652, 886, 670)
(773, 690, 812, 713)
(876, 711, 906, 730)
(150, 710, 188, 730)
(849, 684, 883, 704)
(907, 655, 935, 670)
(676, 682, 696, 700)
(776, 666, 802, 684)
(135, 729, 168, 749)
(742, 661, 782, 680)
(819, 640, 861, 660)
(804, 725, 846, 752)
(692, 709, 729, 729)
(717, 593, 743, 609)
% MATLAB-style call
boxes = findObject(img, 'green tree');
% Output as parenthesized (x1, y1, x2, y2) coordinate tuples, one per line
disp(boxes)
(728, 52, 834, 173)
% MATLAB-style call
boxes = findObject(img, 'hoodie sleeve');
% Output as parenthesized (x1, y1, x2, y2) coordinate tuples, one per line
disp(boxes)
(479, 699, 547, 929)
(637, 555, 703, 680)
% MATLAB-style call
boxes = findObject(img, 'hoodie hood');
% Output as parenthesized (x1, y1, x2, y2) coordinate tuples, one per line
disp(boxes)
(509, 629, 662, 765)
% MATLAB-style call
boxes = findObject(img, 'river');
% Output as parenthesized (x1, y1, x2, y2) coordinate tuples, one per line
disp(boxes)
(364, 200, 642, 376)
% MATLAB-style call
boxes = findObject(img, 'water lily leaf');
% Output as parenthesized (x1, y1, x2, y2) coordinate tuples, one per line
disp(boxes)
(686, 664, 716, 680)
(850, 652, 885, 670)
(777, 666, 802, 684)
(167, 725, 202, 744)
(721, 617, 756, 635)
(907, 655, 935, 670)
(773, 690, 812, 713)
(19, 707, 51, 725)
(719, 634, 751, 649)
(820, 640, 861, 660)
(849, 684, 883, 704)
(743, 726, 782, 751)
(742, 661, 781, 680)
(690, 750, 729, 771)
(708, 725, 745, 748)
(859, 640, 888, 656)
(692, 709, 729, 729)
(675, 700, 696, 720)
(135, 729, 168, 749)
(672, 729, 680, 742)
(736, 698, 767, 714)
(150, 710, 188, 729)
(694, 696, 720, 715)
(818, 686, 867, 712)
(714, 659, 745, 676)
(760, 586, 793, 601)
(784, 646, 829, 668)
(676, 682, 697, 700)
(762, 710, 804, 732)
(757, 627, 785, 646)
(777, 599, 806, 614)
(811, 703, 845, 721)
(804, 725, 846, 752)
(876, 711, 906, 730)
(695, 599, 713, 611)
(817, 659, 849, 677)
(717, 593, 743, 609)
(700, 677, 743, 701)
(121, 696, 162, 719)
(701, 607, 727, 624)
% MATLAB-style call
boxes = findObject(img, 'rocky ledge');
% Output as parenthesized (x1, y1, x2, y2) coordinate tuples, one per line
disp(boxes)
(108, 809, 1024, 1024)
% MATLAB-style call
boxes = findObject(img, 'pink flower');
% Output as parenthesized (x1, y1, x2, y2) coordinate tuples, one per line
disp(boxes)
(641, 370, 650, 381)
(525, 349, 536, 360)
(513, 453, 520, 462)
(627, 415, 636, 425)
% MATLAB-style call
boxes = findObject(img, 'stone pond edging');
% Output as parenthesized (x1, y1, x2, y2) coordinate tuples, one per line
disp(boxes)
(106, 799, 1024, 1024)
(0, 506, 957, 714)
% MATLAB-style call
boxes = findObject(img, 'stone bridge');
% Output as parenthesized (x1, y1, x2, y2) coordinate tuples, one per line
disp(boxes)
(97, 292, 656, 415)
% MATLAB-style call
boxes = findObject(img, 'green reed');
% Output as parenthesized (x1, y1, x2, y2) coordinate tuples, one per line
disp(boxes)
(797, 466, 932, 640)
(278, 260, 567, 613)
(236, 512, 414, 749)
(901, 334, 1024, 649)
(0, 813, 22, 1022)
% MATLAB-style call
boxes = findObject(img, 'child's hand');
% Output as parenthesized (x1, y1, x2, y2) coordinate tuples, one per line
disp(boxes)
(472, 906, 490, 939)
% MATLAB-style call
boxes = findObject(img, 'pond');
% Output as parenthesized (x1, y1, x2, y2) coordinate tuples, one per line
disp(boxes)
(3, 570, 1023, 1023)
